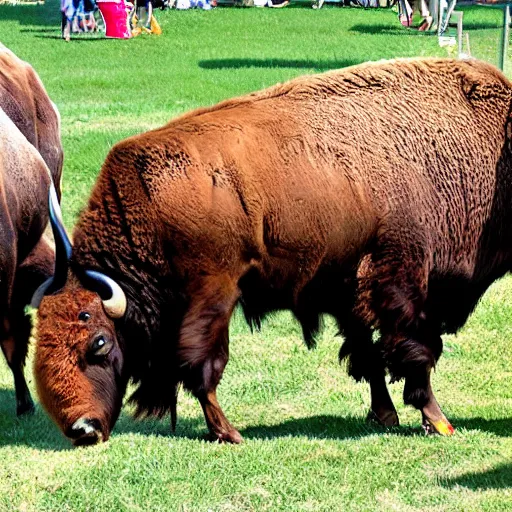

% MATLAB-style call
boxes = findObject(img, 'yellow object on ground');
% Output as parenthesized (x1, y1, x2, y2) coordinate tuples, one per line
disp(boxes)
(131, 14, 161, 36)
(150, 15, 162, 35)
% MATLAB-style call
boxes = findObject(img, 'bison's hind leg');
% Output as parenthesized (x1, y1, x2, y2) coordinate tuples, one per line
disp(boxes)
(0, 233, 34, 417)
(339, 320, 398, 427)
(0, 299, 34, 416)
(1, 313, 34, 416)
(179, 274, 242, 444)
(369, 226, 454, 436)
(6, 239, 56, 416)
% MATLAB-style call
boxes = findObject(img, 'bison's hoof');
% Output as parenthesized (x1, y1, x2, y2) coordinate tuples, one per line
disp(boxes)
(209, 429, 243, 444)
(422, 418, 455, 436)
(366, 409, 399, 427)
(16, 400, 35, 417)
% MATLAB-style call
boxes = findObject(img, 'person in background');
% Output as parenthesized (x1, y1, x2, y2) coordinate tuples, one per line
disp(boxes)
(61, 0, 75, 40)
(415, 0, 435, 31)
(398, 0, 438, 31)
(131, 0, 164, 33)
(398, 0, 413, 27)
(267, 0, 289, 7)
(134, 0, 153, 27)
(80, 0, 99, 32)
(61, 0, 97, 41)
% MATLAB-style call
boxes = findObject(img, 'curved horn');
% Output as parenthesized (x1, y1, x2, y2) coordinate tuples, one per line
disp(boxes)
(85, 270, 127, 319)
(31, 278, 53, 308)
(46, 183, 72, 293)
(30, 184, 72, 308)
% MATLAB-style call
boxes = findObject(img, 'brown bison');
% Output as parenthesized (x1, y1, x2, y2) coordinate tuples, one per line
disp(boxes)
(34, 57, 511, 446)
(0, 46, 62, 415)
(0, 109, 56, 415)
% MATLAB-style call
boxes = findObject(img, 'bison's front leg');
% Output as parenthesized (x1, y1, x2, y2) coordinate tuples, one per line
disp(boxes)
(184, 338, 242, 444)
(0, 235, 34, 416)
(339, 321, 398, 427)
(404, 363, 454, 436)
(1, 313, 34, 416)
(384, 331, 454, 436)
(179, 275, 242, 444)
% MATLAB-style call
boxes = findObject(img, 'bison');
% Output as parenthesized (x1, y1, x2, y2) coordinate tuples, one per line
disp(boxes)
(0, 110, 56, 415)
(0, 46, 62, 416)
(34, 57, 511, 445)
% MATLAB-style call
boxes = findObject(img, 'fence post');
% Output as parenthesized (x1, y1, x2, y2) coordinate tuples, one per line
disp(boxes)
(499, 4, 510, 71)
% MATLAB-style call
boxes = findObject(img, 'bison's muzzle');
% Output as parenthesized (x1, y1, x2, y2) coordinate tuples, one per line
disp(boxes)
(67, 418, 105, 446)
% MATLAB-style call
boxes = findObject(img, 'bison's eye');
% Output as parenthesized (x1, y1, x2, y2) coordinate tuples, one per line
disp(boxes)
(89, 336, 112, 357)
(79, 312, 91, 322)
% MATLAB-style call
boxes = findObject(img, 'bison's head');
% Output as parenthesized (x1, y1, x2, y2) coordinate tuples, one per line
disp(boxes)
(33, 186, 128, 446)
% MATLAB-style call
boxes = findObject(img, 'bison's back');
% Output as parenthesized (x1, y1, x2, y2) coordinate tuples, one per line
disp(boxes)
(77, 59, 512, 297)
(0, 47, 63, 191)
(154, 59, 511, 265)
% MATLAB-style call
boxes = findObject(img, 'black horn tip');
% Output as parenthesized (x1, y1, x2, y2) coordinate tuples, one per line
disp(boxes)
(43, 183, 73, 296)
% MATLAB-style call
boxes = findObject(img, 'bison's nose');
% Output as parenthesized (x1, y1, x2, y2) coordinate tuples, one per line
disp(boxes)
(67, 418, 104, 446)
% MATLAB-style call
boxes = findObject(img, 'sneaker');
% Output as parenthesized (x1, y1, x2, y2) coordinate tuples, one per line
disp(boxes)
(399, 13, 412, 26)
(312, 0, 324, 8)
(417, 15, 433, 31)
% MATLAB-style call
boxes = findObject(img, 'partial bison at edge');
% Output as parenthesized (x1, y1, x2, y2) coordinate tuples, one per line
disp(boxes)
(34, 58, 512, 445)
(0, 46, 62, 416)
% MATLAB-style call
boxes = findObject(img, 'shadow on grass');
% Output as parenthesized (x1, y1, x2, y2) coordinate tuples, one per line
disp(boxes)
(455, 417, 512, 437)
(34, 35, 106, 42)
(20, 27, 57, 33)
(113, 412, 206, 441)
(349, 23, 435, 35)
(0, 388, 69, 451)
(349, 20, 500, 36)
(0, 388, 204, 451)
(198, 58, 363, 71)
(0, 3, 60, 28)
(241, 415, 512, 440)
(442, 464, 512, 490)
(240, 414, 410, 440)
(461, 21, 502, 30)
(1, 379, 511, 449)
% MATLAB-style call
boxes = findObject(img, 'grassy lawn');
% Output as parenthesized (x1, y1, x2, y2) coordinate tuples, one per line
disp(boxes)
(1, 2, 512, 510)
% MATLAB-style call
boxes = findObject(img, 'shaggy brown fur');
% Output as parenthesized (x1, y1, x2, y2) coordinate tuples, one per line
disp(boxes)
(36, 58, 512, 444)
(0, 46, 63, 196)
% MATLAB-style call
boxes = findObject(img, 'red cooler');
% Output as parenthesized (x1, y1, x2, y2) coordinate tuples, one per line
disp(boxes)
(97, 0, 132, 39)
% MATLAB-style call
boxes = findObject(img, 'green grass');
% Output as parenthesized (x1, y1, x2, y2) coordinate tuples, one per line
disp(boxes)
(1, 2, 512, 510)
